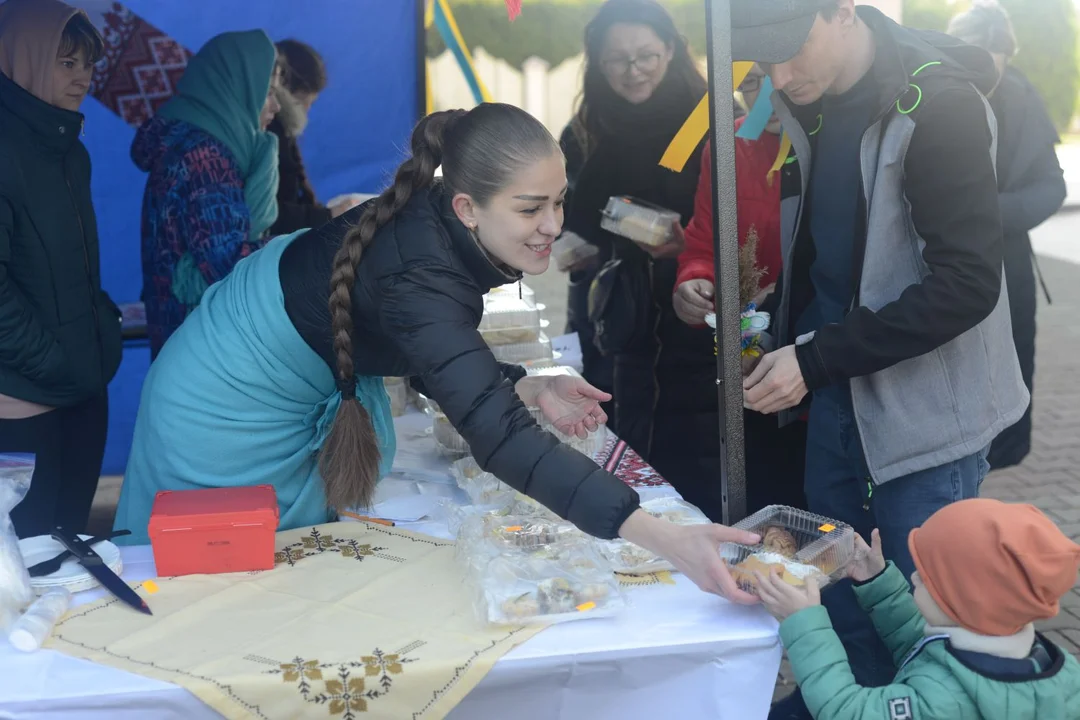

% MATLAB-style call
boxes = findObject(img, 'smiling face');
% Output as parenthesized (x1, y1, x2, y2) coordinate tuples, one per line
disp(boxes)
(451, 152, 567, 276)
(52, 46, 93, 112)
(599, 22, 673, 105)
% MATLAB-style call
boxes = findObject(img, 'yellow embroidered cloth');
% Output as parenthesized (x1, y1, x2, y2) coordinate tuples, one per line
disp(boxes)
(47, 522, 545, 720)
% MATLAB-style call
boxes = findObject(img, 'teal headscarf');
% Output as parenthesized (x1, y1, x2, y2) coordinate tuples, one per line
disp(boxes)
(158, 30, 280, 242)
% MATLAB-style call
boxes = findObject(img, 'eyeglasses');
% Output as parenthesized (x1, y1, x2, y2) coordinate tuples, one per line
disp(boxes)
(739, 75, 763, 94)
(602, 52, 662, 77)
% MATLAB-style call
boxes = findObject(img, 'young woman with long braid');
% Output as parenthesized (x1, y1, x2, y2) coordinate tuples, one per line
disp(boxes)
(113, 104, 758, 603)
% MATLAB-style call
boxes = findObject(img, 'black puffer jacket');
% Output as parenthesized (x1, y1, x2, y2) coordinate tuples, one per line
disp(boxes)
(0, 70, 122, 407)
(280, 184, 640, 539)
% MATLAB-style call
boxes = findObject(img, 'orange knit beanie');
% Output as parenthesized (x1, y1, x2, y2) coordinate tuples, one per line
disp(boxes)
(908, 498, 1080, 636)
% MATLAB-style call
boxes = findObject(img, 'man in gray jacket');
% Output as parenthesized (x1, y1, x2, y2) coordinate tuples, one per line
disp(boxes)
(731, 0, 1029, 715)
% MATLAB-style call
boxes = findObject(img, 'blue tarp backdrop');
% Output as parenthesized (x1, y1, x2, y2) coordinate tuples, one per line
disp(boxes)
(84, 0, 422, 473)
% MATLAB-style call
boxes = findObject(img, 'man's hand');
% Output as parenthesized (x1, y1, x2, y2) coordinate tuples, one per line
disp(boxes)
(847, 529, 887, 583)
(754, 570, 822, 621)
(743, 345, 808, 414)
(674, 279, 715, 325)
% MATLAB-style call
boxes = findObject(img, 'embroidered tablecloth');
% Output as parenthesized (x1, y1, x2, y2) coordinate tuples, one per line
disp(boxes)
(46, 522, 545, 720)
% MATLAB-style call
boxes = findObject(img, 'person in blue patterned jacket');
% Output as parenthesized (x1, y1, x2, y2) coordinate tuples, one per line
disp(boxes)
(131, 30, 282, 358)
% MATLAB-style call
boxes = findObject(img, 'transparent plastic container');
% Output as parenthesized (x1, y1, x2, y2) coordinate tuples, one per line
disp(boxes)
(490, 333, 553, 365)
(721, 505, 855, 595)
(457, 514, 623, 626)
(479, 295, 541, 332)
(480, 324, 544, 346)
(488, 282, 536, 307)
(526, 365, 581, 378)
(600, 498, 712, 574)
(552, 231, 599, 272)
(383, 377, 408, 417)
(523, 404, 606, 458)
(432, 412, 470, 458)
(449, 457, 515, 507)
(600, 196, 681, 248)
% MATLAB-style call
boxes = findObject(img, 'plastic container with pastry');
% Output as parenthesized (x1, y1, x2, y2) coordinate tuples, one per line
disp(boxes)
(600, 196, 681, 248)
(486, 282, 536, 308)
(489, 332, 554, 365)
(478, 295, 541, 332)
(460, 528, 624, 625)
(479, 324, 545, 346)
(552, 230, 600, 272)
(720, 505, 855, 595)
(599, 498, 711, 574)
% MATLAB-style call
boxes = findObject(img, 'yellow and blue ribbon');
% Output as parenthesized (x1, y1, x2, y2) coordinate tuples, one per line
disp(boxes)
(428, 0, 492, 109)
(659, 61, 754, 172)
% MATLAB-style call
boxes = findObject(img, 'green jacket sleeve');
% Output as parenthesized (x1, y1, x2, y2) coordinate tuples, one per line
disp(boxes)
(853, 562, 928, 669)
(780, 605, 963, 720)
(0, 196, 69, 386)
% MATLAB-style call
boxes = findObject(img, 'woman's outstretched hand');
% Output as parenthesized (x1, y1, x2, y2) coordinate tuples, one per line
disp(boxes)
(534, 376, 610, 438)
(618, 509, 761, 604)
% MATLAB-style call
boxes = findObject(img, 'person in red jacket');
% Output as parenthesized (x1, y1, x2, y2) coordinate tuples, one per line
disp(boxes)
(674, 64, 807, 514)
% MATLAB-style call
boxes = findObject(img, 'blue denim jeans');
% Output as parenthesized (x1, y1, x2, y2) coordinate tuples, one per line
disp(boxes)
(770, 387, 989, 719)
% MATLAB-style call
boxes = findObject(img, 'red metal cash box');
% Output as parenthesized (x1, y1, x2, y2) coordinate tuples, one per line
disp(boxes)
(148, 485, 279, 576)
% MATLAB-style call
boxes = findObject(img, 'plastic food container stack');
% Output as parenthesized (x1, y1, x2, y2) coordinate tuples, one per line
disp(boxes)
(479, 295, 544, 347)
(457, 513, 624, 626)
(490, 333, 554, 366)
(720, 505, 855, 595)
(599, 498, 712, 574)
(487, 282, 536, 308)
(600, 196, 681, 248)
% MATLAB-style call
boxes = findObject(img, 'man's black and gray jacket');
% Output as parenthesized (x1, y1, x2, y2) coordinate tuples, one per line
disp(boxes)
(761, 7, 1029, 483)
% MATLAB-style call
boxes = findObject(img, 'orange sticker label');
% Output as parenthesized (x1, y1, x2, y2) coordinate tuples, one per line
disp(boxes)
(576, 601, 597, 612)
(818, 524, 836, 533)
(143, 580, 160, 594)
(505, 526, 523, 532)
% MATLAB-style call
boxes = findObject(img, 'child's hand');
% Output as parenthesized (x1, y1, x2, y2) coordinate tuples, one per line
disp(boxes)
(846, 529, 887, 583)
(753, 570, 821, 620)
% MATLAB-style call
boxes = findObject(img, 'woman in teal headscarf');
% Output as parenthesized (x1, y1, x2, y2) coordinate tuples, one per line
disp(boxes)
(131, 29, 282, 358)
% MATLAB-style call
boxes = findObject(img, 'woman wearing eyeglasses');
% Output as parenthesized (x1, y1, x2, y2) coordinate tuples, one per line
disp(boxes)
(559, 0, 722, 518)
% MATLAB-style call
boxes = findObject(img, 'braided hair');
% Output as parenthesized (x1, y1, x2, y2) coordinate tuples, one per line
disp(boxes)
(319, 103, 560, 512)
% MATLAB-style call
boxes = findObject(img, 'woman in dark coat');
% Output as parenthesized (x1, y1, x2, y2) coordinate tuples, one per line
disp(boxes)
(0, 0, 123, 537)
(561, 0, 719, 515)
(949, 4, 1067, 469)
(114, 103, 759, 603)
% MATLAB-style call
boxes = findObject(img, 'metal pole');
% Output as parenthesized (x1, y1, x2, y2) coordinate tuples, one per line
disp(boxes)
(705, 0, 747, 525)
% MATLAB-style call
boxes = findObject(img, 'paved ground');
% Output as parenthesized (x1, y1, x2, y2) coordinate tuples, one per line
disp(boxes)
(88, 207, 1080, 703)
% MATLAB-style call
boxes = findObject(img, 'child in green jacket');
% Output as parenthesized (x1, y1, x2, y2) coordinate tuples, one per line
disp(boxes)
(755, 498, 1080, 720)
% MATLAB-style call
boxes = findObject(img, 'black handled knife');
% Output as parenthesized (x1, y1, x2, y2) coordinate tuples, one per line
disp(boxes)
(51, 528, 152, 615)
(28, 529, 132, 578)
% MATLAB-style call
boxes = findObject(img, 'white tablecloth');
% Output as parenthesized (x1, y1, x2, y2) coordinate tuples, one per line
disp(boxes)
(0, 413, 782, 720)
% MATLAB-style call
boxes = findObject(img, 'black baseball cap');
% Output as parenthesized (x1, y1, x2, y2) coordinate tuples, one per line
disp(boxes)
(731, 0, 834, 64)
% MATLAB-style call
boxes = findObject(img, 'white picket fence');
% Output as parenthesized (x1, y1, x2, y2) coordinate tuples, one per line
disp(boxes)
(428, 0, 904, 133)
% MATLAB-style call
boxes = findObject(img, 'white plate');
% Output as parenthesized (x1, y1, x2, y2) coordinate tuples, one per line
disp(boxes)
(18, 535, 124, 594)
(704, 312, 717, 329)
